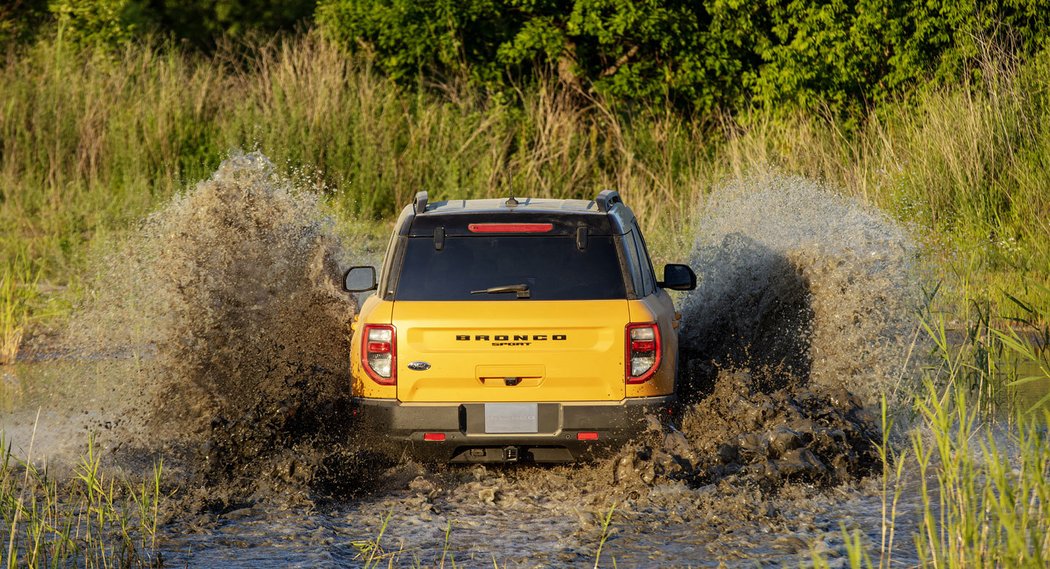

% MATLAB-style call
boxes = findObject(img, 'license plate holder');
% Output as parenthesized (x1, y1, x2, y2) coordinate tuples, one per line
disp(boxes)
(484, 403, 539, 434)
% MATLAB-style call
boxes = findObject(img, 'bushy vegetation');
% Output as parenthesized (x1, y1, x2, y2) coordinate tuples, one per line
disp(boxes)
(0, 0, 48, 46)
(1, 0, 316, 49)
(7, 1, 1050, 116)
(300, 0, 1050, 116)
(0, 1, 1045, 380)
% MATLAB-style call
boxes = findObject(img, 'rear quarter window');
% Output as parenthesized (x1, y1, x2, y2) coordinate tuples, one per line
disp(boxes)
(395, 235, 627, 301)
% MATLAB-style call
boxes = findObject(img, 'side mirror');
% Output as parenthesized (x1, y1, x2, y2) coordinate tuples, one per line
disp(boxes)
(659, 263, 696, 291)
(343, 266, 377, 292)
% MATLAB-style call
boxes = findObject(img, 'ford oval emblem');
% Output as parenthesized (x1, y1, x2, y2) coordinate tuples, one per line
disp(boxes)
(407, 361, 431, 371)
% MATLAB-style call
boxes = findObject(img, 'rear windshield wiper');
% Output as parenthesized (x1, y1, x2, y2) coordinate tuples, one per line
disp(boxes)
(470, 284, 531, 299)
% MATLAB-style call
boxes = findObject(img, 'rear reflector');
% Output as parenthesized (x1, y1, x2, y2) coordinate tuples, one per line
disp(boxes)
(577, 432, 599, 441)
(468, 223, 554, 233)
(630, 340, 656, 352)
(366, 341, 391, 353)
(423, 433, 446, 442)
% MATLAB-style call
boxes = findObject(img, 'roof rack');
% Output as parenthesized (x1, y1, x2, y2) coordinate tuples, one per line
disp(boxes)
(414, 191, 428, 214)
(594, 189, 622, 213)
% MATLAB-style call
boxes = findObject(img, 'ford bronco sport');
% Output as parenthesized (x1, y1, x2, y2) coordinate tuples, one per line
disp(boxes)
(343, 190, 696, 463)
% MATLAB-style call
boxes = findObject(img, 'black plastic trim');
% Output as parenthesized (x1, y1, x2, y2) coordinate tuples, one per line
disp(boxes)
(595, 189, 622, 213)
(414, 191, 429, 214)
(351, 396, 675, 463)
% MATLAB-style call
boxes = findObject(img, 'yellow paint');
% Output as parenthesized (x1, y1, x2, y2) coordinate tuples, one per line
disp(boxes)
(350, 294, 396, 399)
(626, 294, 678, 398)
(351, 292, 678, 402)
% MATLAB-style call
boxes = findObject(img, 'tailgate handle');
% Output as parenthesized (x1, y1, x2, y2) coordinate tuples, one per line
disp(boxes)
(479, 376, 542, 387)
(477, 365, 545, 384)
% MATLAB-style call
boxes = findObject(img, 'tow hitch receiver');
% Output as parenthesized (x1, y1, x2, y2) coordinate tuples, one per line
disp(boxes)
(503, 446, 520, 462)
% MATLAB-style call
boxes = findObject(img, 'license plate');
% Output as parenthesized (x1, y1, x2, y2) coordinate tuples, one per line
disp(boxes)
(484, 403, 538, 433)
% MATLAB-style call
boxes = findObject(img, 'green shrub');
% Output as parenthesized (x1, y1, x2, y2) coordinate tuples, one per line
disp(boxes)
(317, 0, 1050, 116)
(146, 0, 318, 47)
(0, 0, 49, 46)
(316, 0, 516, 86)
(6, 0, 316, 50)
(48, 0, 148, 49)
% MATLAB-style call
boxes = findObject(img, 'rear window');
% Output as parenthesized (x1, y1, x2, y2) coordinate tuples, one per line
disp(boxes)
(395, 235, 627, 301)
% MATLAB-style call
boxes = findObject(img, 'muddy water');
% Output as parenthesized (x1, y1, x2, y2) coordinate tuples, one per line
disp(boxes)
(2, 358, 925, 567)
(159, 475, 924, 568)
(1, 162, 1003, 566)
(1005, 358, 1050, 413)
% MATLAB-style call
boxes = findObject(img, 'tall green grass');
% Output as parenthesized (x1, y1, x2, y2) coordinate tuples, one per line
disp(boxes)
(0, 436, 163, 567)
(828, 389, 1050, 568)
(2, 32, 1049, 362)
(0, 258, 37, 365)
(818, 291, 1050, 568)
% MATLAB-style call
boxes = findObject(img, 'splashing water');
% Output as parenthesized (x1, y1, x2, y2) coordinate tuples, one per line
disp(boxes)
(678, 174, 922, 405)
(606, 175, 923, 491)
(69, 152, 364, 508)
(1, 167, 936, 565)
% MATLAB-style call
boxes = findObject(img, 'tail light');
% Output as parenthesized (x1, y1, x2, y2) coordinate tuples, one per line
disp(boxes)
(362, 324, 396, 385)
(626, 323, 661, 383)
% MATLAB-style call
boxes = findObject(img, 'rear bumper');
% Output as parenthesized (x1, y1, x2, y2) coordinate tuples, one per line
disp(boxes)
(351, 396, 674, 463)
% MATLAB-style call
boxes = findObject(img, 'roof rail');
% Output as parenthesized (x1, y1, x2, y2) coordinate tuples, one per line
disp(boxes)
(594, 189, 622, 213)
(414, 191, 429, 214)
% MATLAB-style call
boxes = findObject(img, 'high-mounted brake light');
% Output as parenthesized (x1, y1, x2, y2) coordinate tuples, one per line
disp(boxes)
(626, 323, 661, 383)
(467, 223, 554, 233)
(362, 324, 396, 385)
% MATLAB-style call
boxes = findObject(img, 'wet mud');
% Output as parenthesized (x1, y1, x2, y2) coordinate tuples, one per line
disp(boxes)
(678, 175, 920, 405)
(1, 164, 928, 565)
(23, 152, 372, 512)
(615, 370, 881, 492)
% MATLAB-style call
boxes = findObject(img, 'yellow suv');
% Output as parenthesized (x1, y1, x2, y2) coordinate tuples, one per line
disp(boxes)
(343, 190, 696, 463)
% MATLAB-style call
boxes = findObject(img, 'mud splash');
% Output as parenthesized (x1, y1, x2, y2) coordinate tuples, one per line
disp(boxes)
(1, 168, 934, 565)
(68, 152, 364, 509)
(614, 370, 880, 489)
(607, 175, 920, 492)
(679, 174, 921, 405)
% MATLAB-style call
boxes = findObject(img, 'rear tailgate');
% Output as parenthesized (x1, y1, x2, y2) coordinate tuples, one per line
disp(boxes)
(393, 300, 628, 402)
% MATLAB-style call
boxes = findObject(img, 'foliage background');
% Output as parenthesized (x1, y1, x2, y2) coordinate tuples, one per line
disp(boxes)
(6, 1, 1050, 116)
(1, 0, 1049, 343)
(319, 0, 1050, 115)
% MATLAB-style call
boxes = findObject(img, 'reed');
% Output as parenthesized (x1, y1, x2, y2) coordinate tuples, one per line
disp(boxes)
(0, 259, 37, 366)
(827, 291, 1050, 568)
(0, 436, 163, 567)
